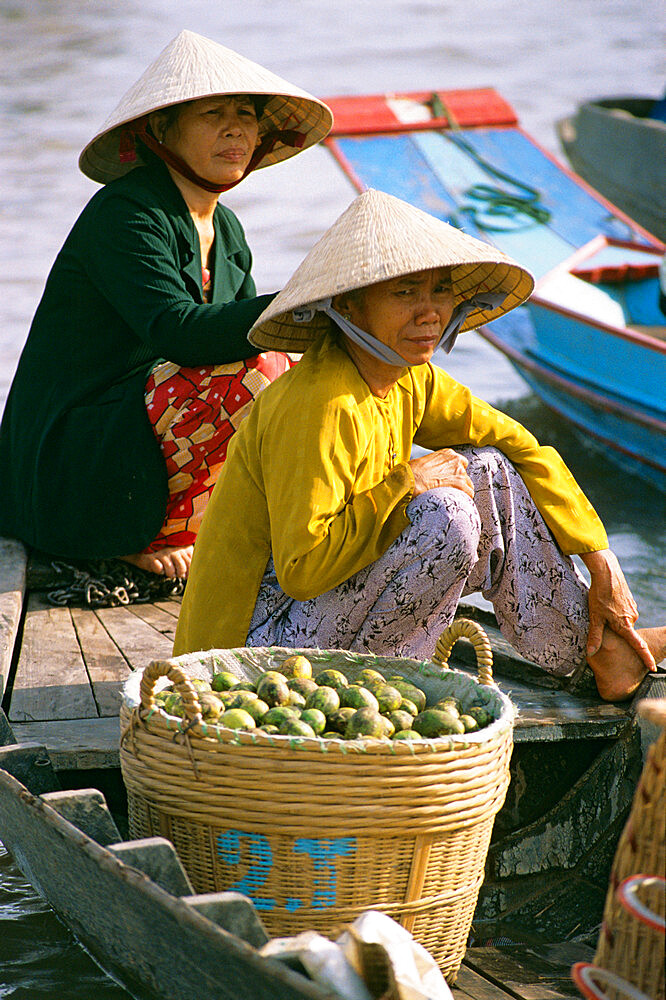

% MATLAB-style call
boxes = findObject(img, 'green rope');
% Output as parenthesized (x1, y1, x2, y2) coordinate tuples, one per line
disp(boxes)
(428, 93, 551, 232)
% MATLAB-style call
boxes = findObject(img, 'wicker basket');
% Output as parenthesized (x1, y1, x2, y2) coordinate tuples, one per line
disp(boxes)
(119, 619, 514, 982)
(592, 698, 666, 1000)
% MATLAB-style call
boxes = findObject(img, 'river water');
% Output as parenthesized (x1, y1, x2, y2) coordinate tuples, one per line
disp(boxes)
(0, 0, 664, 994)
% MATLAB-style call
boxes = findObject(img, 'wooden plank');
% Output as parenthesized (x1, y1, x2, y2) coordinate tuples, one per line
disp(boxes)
(9, 593, 97, 722)
(152, 598, 182, 621)
(128, 602, 178, 640)
(70, 607, 131, 717)
(453, 963, 516, 998)
(94, 604, 174, 672)
(0, 536, 28, 699)
(11, 717, 121, 769)
(464, 943, 593, 999)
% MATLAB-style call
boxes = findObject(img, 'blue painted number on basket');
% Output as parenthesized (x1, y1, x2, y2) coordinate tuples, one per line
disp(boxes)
(287, 837, 357, 911)
(216, 830, 275, 911)
(216, 831, 357, 912)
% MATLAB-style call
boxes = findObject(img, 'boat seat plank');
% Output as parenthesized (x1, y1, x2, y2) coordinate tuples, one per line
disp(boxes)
(94, 604, 174, 672)
(41, 788, 121, 846)
(182, 892, 270, 949)
(108, 837, 194, 896)
(70, 606, 132, 717)
(10, 717, 121, 769)
(9, 594, 98, 722)
(0, 537, 28, 700)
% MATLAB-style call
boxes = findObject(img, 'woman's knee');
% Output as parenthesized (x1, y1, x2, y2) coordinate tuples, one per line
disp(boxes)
(407, 487, 481, 570)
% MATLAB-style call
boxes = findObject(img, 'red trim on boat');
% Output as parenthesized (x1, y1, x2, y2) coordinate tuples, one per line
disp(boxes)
(322, 88, 518, 136)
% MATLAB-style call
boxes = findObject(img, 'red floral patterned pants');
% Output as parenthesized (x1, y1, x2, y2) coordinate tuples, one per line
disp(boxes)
(144, 353, 293, 551)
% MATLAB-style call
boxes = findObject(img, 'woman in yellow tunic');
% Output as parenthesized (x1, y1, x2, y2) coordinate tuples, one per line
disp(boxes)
(175, 190, 665, 700)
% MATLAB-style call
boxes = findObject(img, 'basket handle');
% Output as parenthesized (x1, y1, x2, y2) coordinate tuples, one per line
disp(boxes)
(140, 659, 203, 723)
(432, 618, 494, 686)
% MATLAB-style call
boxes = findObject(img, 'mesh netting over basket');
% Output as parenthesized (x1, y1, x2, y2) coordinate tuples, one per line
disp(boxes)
(119, 619, 514, 982)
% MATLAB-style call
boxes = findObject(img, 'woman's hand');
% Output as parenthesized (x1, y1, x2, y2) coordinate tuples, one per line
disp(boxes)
(580, 549, 656, 671)
(409, 448, 475, 499)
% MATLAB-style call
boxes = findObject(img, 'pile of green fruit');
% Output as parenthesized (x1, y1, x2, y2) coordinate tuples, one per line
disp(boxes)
(154, 654, 494, 742)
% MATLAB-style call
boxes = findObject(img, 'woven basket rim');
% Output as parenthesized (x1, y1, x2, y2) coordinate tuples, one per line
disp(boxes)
(122, 644, 515, 754)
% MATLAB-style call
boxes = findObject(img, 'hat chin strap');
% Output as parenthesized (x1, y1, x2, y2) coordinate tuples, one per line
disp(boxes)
(300, 291, 505, 367)
(118, 117, 306, 194)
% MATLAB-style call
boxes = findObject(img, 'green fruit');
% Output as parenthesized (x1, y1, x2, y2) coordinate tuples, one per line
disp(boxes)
(198, 691, 223, 721)
(280, 654, 313, 679)
(341, 685, 379, 711)
(380, 715, 395, 738)
(243, 698, 270, 723)
(392, 681, 426, 713)
(321, 731, 341, 739)
(256, 672, 290, 707)
(389, 709, 414, 733)
(256, 724, 279, 736)
(163, 692, 184, 717)
(459, 714, 479, 733)
(211, 671, 240, 692)
(217, 690, 237, 707)
(387, 674, 408, 685)
(434, 697, 460, 718)
(300, 708, 327, 735)
(190, 678, 212, 693)
(374, 684, 403, 714)
(401, 698, 419, 717)
(467, 705, 493, 728)
(279, 718, 316, 738)
(154, 689, 171, 705)
(219, 708, 256, 731)
(355, 668, 386, 693)
(229, 690, 259, 711)
(326, 707, 356, 734)
(356, 668, 386, 688)
(314, 669, 349, 692)
(306, 685, 340, 715)
(231, 680, 257, 693)
(344, 707, 386, 739)
(392, 730, 421, 741)
(288, 690, 307, 709)
(413, 709, 464, 738)
(287, 677, 318, 698)
(262, 705, 300, 727)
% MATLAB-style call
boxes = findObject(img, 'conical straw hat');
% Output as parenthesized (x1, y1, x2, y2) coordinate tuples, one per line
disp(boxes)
(250, 189, 534, 352)
(80, 30, 333, 184)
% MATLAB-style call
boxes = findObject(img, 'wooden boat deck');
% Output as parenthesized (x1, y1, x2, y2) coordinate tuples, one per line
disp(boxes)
(0, 535, 650, 998)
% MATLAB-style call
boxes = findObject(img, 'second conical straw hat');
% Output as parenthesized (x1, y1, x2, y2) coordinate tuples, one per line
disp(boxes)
(80, 30, 333, 184)
(250, 189, 534, 352)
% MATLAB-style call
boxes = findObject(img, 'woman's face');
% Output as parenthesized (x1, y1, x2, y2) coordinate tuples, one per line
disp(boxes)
(156, 95, 261, 185)
(343, 268, 456, 366)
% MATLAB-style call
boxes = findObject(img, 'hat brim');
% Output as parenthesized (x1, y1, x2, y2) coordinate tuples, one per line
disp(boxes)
(80, 92, 332, 185)
(250, 257, 534, 353)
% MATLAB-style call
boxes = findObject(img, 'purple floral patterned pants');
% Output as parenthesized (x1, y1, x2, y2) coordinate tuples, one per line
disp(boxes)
(247, 447, 590, 676)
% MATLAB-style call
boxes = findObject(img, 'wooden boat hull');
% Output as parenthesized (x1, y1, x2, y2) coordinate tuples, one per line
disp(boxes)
(557, 97, 666, 241)
(0, 745, 332, 1000)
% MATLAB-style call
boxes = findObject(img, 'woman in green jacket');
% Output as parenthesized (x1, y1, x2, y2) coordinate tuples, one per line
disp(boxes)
(0, 30, 331, 579)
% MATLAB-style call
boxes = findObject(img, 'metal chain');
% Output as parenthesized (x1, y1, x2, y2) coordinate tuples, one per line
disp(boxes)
(45, 559, 185, 608)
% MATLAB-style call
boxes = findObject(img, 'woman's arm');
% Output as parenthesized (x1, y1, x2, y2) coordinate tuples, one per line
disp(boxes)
(81, 190, 273, 366)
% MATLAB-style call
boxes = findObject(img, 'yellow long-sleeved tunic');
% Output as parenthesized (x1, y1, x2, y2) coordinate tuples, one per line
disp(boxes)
(174, 330, 607, 654)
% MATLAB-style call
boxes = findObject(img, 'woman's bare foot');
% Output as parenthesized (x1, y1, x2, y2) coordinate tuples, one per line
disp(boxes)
(588, 625, 666, 702)
(120, 545, 193, 579)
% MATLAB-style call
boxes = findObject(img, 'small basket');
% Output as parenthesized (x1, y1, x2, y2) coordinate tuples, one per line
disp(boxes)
(119, 619, 514, 982)
(592, 699, 666, 1000)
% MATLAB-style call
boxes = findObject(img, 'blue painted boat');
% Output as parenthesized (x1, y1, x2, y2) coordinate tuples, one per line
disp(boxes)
(323, 90, 666, 491)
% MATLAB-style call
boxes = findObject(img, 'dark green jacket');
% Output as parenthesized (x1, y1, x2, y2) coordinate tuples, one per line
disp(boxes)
(0, 159, 274, 557)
